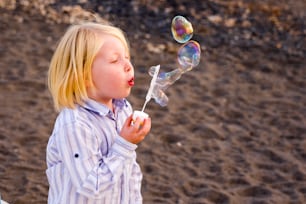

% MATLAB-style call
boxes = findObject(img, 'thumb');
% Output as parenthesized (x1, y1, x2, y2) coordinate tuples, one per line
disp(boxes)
(124, 114, 134, 127)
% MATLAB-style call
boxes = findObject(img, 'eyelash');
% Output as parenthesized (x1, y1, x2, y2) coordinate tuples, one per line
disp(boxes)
(111, 56, 130, 63)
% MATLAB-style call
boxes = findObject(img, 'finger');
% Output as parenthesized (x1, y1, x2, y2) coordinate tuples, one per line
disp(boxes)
(138, 117, 151, 133)
(130, 117, 142, 129)
(125, 115, 135, 127)
(143, 117, 151, 129)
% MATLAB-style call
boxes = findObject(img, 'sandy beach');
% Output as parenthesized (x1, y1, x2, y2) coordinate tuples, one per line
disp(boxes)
(0, 0, 306, 203)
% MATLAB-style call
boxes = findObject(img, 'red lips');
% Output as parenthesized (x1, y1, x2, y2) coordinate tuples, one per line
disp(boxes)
(128, 77, 134, 86)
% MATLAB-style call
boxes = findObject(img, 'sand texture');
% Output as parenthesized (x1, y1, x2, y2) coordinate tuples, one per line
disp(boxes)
(0, 0, 306, 203)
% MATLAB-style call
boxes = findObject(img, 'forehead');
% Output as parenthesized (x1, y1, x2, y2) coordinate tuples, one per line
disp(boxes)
(97, 34, 129, 56)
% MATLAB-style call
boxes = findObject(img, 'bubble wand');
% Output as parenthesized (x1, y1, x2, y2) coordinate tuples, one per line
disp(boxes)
(141, 65, 160, 112)
(132, 65, 160, 121)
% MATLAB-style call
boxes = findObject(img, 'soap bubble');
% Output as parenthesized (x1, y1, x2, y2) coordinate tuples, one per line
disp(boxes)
(171, 16, 193, 43)
(152, 86, 168, 107)
(149, 67, 182, 88)
(142, 16, 201, 108)
(177, 40, 201, 71)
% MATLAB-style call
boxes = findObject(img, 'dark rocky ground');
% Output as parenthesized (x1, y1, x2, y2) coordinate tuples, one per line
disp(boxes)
(0, 0, 305, 203)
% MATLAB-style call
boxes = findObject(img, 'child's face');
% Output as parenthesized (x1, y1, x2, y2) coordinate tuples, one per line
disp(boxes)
(87, 34, 134, 105)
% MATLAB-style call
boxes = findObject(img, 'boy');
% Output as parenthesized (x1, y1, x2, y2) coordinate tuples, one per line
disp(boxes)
(46, 22, 151, 203)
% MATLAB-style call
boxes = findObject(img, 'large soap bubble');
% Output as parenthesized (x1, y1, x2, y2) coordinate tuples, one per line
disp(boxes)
(171, 15, 193, 43)
(177, 40, 201, 71)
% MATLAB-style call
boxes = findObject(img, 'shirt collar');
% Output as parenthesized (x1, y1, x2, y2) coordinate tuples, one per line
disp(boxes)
(82, 98, 128, 116)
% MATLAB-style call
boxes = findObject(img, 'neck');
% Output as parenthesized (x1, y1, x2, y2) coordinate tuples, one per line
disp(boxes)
(101, 99, 113, 112)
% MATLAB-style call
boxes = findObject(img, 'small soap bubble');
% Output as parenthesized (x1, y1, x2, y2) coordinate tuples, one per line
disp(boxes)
(149, 67, 182, 88)
(177, 40, 201, 71)
(152, 87, 168, 107)
(157, 69, 182, 88)
(171, 16, 193, 43)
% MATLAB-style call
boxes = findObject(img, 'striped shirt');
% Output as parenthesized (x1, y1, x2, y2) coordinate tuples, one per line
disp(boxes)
(46, 99, 143, 204)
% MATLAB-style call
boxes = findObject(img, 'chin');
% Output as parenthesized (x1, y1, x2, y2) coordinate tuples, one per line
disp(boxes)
(119, 91, 131, 99)
(125, 88, 132, 96)
(124, 92, 131, 98)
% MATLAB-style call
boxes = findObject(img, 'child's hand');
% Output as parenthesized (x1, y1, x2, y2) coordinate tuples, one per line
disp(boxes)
(120, 115, 151, 144)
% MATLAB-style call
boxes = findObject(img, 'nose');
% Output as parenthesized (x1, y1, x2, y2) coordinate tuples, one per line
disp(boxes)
(125, 60, 133, 72)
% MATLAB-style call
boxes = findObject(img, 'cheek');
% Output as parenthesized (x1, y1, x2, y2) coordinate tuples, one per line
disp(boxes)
(92, 69, 117, 90)
(91, 63, 107, 81)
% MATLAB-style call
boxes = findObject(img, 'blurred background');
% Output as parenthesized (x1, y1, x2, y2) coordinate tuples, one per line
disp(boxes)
(0, 0, 305, 203)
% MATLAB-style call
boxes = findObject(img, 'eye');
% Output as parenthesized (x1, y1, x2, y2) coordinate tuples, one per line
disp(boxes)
(110, 57, 118, 63)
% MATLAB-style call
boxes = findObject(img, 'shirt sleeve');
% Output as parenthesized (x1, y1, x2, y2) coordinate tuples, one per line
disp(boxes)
(56, 121, 137, 199)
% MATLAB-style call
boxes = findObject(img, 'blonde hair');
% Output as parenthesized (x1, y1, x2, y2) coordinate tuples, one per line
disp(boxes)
(48, 22, 130, 111)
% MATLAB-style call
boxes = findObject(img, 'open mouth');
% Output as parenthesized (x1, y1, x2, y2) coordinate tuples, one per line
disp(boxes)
(128, 77, 134, 86)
